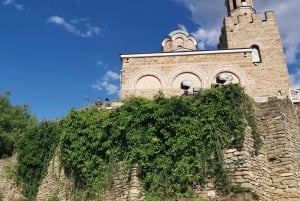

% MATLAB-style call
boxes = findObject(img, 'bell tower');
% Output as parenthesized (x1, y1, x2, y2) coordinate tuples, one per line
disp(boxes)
(226, 0, 255, 16)
(219, 0, 291, 98)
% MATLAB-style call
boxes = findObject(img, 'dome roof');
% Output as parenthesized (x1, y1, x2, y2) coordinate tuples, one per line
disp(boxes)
(162, 29, 197, 52)
(168, 29, 190, 37)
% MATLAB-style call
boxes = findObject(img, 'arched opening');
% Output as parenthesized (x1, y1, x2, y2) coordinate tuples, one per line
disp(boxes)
(233, 0, 237, 9)
(171, 72, 202, 95)
(251, 45, 262, 63)
(212, 71, 241, 88)
(136, 75, 162, 90)
(241, 0, 247, 6)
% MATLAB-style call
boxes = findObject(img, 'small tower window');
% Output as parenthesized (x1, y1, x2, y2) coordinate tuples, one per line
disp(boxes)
(251, 45, 261, 63)
(233, 0, 237, 9)
(241, 0, 247, 6)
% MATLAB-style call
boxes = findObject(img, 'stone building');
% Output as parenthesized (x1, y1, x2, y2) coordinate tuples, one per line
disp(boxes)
(120, 0, 291, 99)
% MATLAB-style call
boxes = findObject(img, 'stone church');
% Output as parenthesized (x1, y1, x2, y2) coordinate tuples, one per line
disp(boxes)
(120, 0, 291, 100)
(6, 1, 297, 201)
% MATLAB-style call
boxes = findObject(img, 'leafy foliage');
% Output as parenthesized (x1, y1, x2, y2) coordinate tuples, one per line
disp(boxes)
(0, 91, 37, 158)
(47, 192, 60, 201)
(0, 190, 3, 201)
(60, 107, 111, 191)
(16, 120, 61, 200)
(59, 84, 260, 200)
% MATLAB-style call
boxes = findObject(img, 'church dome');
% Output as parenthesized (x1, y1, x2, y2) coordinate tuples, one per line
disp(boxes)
(161, 29, 197, 52)
(168, 29, 190, 38)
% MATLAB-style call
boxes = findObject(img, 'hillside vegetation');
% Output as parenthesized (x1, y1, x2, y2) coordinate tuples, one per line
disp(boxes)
(1, 84, 261, 200)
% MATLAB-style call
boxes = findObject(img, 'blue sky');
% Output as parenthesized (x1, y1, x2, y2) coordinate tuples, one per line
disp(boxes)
(1, 0, 299, 120)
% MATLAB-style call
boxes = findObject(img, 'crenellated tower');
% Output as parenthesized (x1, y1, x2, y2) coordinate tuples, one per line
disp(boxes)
(226, 0, 255, 16)
(219, 0, 291, 97)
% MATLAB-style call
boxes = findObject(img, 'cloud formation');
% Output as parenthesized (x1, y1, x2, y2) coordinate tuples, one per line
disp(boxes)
(255, 1, 300, 64)
(192, 28, 219, 49)
(2, 0, 25, 10)
(91, 71, 120, 95)
(175, 0, 300, 64)
(47, 16, 102, 38)
(96, 60, 103, 66)
(290, 69, 300, 89)
(175, 0, 225, 50)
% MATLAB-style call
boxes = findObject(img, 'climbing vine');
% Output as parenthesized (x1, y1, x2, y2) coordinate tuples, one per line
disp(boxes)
(16, 120, 60, 200)
(59, 107, 112, 194)
(59, 84, 260, 200)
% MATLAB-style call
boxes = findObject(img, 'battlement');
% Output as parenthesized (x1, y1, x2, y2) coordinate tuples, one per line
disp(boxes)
(224, 11, 276, 27)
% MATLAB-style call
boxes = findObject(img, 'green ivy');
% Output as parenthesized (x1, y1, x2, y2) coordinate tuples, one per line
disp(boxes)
(0, 190, 3, 201)
(16, 120, 60, 200)
(59, 107, 112, 191)
(59, 84, 260, 200)
(47, 192, 59, 201)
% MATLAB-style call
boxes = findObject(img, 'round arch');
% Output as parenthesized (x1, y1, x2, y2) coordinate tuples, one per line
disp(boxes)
(208, 66, 248, 86)
(167, 67, 207, 87)
(129, 69, 167, 89)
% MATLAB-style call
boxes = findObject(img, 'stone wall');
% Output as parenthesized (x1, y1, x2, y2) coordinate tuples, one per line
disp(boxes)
(222, 98, 300, 201)
(121, 50, 262, 98)
(36, 152, 73, 201)
(0, 155, 23, 201)
(36, 157, 143, 201)
(33, 99, 300, 201)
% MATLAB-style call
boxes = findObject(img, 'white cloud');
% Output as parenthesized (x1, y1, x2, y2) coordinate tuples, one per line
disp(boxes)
(71, 18, 88, 24)
(255, 0, 300, 64)
(99, 81, 119, 95)
(192, 28, 219, 49)
(175, 0, 226, 49)
(48, 16, 64, 24)
(82, 23, 101, 38)
(104, 70, 120, 81)
(14, 4, 23, 10)
(2, 0, 25, 10)
(2, 0, 14, 5)
(175, 0, 300, 64)
(290, 69, 300, 89)
(47, 16, 102, 38)
(177, 24, 188, 32)
(96, 61, 103, 66)
(91, 71, 120, 95)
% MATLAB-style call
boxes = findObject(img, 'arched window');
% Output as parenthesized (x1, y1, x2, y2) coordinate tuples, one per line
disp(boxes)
(233, 0, 237, 9)
(241, 0, 247, 6)
(251, 45, 261, 63)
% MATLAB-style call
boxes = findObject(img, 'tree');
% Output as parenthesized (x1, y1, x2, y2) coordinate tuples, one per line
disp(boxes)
(0, 91, 37, 158)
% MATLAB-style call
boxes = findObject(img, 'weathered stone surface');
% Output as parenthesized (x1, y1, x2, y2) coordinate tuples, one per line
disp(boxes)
(0, 155, 24, 201)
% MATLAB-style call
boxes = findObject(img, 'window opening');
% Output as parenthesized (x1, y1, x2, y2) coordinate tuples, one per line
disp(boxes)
(251, 45, 261, 63)
(233, 0, 237, 9)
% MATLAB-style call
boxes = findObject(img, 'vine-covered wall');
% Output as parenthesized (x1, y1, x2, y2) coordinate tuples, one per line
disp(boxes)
(35, 97, 300, 201)
(2, 85, 299, 201)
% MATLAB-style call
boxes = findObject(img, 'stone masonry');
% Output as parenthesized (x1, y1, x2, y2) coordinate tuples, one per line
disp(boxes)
(121, 0, 291, 100)
(222, 99, 300, 201)
(36, 157, 144, 201)
(121, 49, 257, 98)
(33, 99, 300, 201)
(1, 1, 298, 200)
(0, 155, 24, 201)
